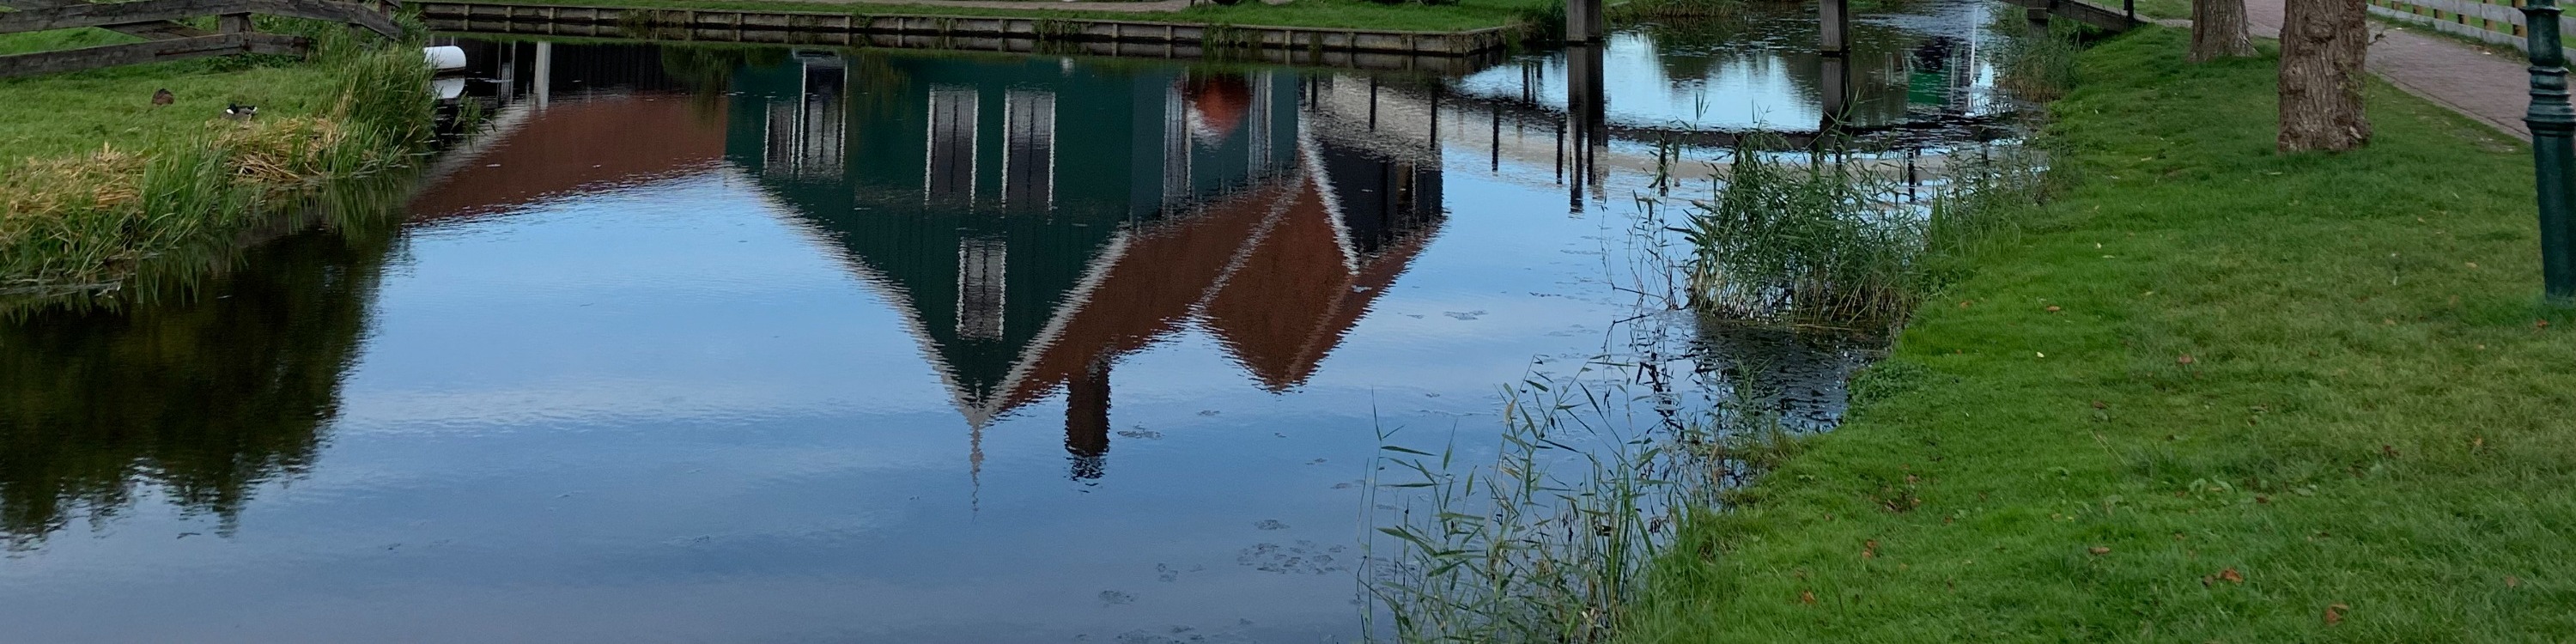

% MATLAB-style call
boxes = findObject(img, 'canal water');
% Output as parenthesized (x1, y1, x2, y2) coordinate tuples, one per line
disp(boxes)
(0, 2, 2009, 641)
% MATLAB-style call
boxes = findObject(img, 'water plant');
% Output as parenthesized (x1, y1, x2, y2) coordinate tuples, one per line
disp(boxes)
(1680, 137, 2050, 328)
(1364, 342, 1735, 642)
(1991, 16, 2085, 101)
(1607, 0, 1747, 21)
(1681, 144, 1918, 325)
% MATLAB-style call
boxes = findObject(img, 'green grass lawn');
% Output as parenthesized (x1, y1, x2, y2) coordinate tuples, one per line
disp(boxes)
(1626, 26, 2576, 641)
(439, 0, 1552, 33)
(0, 28, 349, 171)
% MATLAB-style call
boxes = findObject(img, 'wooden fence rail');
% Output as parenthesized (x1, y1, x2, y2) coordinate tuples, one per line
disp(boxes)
(0, 0, 399, 78)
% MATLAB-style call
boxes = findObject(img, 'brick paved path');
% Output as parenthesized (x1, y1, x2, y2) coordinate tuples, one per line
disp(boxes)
(2242, 0, 2537, 138)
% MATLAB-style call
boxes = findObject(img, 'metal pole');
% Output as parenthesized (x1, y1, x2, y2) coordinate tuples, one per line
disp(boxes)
(2525, 0, 2576, 301)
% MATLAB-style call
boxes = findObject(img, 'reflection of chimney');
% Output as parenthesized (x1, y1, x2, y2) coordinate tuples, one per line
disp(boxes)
(1065, 355, 1111, 480)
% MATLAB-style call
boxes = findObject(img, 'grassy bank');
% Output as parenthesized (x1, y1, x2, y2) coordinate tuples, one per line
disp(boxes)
(440, 0, 1553, 33)
(1627, 26, 2576, 641)
(0, 25, 437, 308)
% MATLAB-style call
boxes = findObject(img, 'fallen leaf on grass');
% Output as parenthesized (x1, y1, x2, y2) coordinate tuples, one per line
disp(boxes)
(1799, 591, 1817, 605)
(2088, 546, 2111, 556)
(2325, 603, 2349, 626)
(2177, 354, 2196, 365)
(2507, 575, 2522, 588)
(2221, 568, 2244, 584)
(2045, 306, 2062, 313)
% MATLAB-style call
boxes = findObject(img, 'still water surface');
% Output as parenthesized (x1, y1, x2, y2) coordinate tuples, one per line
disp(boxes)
(0, 3, 2005, 641)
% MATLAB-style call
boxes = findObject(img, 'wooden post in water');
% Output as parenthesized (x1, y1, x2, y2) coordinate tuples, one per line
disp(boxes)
(1566, 0, 1603, 43)
(1819, 0, 1849, 55)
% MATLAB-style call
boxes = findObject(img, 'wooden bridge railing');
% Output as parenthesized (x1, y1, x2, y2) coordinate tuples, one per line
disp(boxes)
(0, 0, 402, 78)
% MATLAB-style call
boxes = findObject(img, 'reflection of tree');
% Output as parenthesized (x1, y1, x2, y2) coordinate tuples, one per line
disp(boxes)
(0, 229, 390, 549)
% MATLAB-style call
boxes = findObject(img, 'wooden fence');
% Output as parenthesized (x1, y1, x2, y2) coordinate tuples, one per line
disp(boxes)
(2367, 0, 2570, 52)
(0, 0, 402, 77)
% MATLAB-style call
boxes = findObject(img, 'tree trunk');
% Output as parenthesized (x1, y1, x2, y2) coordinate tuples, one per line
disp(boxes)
(2189, 0, 2254, 62)
(2278, 0, 2370, 152)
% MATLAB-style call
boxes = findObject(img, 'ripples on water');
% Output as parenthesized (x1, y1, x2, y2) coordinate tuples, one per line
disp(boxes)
(0, 3, 2010, 641)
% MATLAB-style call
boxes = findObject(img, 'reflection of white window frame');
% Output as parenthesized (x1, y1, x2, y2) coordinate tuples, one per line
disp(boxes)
(765, 58, 848, 179)
(957, 238, 1006, 340)
(1248, 71, 1273, 173)
(1160, 82, 1192, 205)
(1001, 89, 1057, 210)
(927, 85, 980, 201)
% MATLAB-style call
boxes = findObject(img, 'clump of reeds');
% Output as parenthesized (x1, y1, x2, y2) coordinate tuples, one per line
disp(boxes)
(1683, 145, 1920, 325)
(1366, 361, 1706, 642)
(1607, 0, 1747, 21)
(1507, 0, 1567, 43)
(1681, 137, 2051, 328)
(1992, 18, 2083, 102)
(1365, 339, 1826, 643)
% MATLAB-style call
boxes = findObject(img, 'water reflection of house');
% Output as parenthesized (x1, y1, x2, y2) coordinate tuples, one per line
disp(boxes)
(400, 44, 1449, 480)
(723, 52, 1445, 479)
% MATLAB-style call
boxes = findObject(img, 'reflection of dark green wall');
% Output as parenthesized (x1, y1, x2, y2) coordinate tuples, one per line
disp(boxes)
(0, 230, 387, 548)
(716, 51, 1299, 401)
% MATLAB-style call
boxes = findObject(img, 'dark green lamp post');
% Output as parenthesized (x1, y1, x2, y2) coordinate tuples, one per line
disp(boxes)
(2526, 0, 2576, 301)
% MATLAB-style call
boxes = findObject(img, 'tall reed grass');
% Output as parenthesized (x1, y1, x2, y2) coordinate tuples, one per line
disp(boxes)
(1681, 140, 2049, 328)
(1365, 343, 1740, 642)
(0, 23, 437, 311)
(1993, 16, 2084, 101)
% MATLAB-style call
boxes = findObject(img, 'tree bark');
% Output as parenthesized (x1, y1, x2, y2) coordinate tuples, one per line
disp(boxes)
(2278, 0, 2370, 152)
(2189, 0, 2254, 62)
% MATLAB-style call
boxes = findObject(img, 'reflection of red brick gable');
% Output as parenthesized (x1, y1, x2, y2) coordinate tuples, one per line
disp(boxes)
(990, 176, 1291, 413)
(981, 162, 1436, 416)
(408, 95, 729, 222)
(1203, 180, 1432, 392)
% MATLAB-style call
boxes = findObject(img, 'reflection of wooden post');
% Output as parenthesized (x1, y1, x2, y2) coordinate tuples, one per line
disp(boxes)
(1564, 43, 1607, 211)
(1819, 53, 1850, 131)
(532, 41, 551, 111)
(1566, 0, 1603, 44)
(1819, 0, 1849, 55)
(218, 12, 252, 33)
